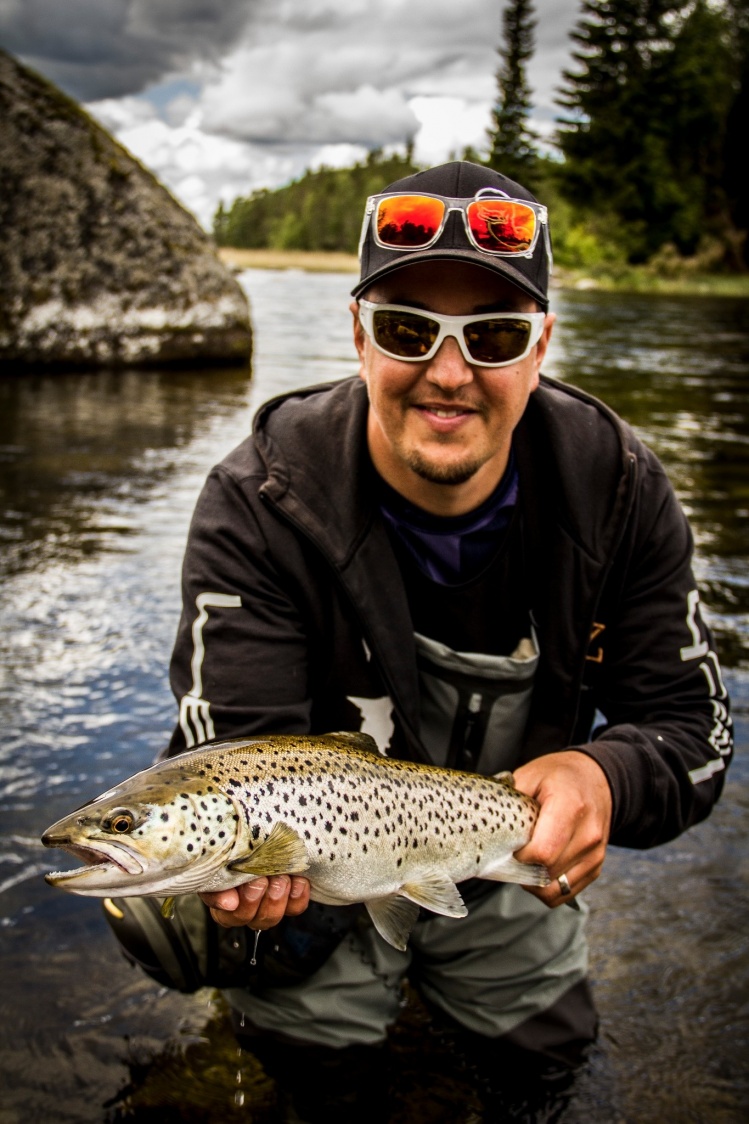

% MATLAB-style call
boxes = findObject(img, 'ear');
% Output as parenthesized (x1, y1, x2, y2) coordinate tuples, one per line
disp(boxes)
(350, 300, 367, 374)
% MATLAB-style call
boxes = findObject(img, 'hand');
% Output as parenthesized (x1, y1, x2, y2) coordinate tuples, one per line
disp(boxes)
(200, 876, 311, 929)
(512, 750, 612, 908)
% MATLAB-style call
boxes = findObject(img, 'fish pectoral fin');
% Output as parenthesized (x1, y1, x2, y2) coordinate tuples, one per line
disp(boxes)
(365, 895, 420, 951)
(160, 896, 176, 920)
(399, 874, 467, 919)
(481, 855, 550, 887)
(228, 822, 310, 877)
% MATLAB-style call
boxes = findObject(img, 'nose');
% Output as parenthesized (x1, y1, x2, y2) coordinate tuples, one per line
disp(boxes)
(424, 334, 474, 391)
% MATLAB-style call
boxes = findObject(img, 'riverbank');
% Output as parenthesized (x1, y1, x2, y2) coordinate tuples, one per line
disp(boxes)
(219, 248, 359, 273)
(218, 247, 749, 298)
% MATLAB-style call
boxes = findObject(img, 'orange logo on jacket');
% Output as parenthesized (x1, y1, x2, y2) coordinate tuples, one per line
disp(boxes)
(586, 622, 606, 663)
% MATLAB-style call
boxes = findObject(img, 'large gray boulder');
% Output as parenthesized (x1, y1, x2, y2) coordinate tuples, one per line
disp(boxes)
(0, 50, 252, 368)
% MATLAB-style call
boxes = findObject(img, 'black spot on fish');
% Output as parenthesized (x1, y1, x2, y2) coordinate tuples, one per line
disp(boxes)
(187, 844, 194, 852)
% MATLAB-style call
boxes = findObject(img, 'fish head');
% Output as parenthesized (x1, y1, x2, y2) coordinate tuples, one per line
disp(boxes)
(41, 762, 239, 897)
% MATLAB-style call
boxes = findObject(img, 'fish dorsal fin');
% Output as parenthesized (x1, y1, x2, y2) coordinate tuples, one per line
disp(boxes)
(365, 895, 420, 951)
(324, 732, 381, 756)
(228, 821, 309, 877)
(399, 874, 467, 919)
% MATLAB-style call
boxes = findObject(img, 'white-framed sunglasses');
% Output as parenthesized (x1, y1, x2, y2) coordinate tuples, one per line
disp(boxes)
(358, 300, 547, 368)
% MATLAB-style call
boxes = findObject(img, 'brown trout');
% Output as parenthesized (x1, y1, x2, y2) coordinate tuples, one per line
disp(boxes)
(42, 732, 549, 949)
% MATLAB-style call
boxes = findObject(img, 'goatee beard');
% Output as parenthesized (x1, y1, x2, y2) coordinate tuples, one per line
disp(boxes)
(405, 450, 487, 486)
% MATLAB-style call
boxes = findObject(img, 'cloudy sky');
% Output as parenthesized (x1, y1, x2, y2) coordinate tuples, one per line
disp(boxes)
(0, 0, 581, 229)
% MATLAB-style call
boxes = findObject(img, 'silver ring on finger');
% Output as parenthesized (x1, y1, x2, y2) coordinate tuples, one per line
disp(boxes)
(558, 872, 572, 896)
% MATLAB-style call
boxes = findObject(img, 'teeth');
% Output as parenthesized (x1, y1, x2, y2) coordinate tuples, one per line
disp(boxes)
(432, 409, 461, 418)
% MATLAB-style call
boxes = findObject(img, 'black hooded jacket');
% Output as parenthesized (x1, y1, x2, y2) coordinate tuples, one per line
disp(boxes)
(168, 375, 732, 849)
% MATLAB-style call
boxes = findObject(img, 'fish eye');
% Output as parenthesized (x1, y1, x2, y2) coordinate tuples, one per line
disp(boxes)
(107, 810, 135, 834)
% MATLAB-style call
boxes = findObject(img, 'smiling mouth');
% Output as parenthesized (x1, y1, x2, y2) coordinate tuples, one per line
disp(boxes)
(424, 406, 472, 418)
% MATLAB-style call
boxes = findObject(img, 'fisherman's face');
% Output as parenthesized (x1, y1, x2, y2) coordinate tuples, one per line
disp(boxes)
(352, 260, 555, 515)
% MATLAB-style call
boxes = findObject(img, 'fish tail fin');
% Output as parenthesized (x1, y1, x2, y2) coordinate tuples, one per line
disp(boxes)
(481, 855, 550, 887)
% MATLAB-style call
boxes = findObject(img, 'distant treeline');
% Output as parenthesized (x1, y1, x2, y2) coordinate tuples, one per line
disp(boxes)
(214, 151, 419, 255)
(214, 0, 748, 272)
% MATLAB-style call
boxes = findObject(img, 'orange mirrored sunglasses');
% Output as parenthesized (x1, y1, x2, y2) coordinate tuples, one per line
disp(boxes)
(359, 189, 548, 259)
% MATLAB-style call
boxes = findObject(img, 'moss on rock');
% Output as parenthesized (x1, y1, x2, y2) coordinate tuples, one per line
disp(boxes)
(0, 50, 252, 369)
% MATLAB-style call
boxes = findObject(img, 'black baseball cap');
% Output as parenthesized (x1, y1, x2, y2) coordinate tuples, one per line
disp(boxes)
(352, 160, 551, 310)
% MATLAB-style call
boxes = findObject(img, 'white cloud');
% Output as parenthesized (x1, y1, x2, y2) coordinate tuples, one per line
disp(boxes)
(14, 0, 582, 227)
(410, 96, 494, 165)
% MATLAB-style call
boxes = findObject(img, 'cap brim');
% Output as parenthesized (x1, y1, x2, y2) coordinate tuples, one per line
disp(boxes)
(350, 247, 549, 309)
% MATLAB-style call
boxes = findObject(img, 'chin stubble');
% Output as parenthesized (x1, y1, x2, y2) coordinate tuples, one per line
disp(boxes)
(405, 449, 488, 486)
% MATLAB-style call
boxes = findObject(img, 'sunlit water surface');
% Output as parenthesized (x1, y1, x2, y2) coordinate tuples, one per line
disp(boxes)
(0, 272, 747, 1122)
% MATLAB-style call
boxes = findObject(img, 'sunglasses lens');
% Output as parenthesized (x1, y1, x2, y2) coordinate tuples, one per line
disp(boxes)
(463, 318, 532, 364)
(372, 309, 440, 358)
(376, 195, 446, 248)
(466, 199, 536, 254)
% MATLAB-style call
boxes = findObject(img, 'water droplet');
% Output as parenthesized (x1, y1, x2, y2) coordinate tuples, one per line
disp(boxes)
(239, 1012, 246, 1028)
(234, 1091, 245, 1106)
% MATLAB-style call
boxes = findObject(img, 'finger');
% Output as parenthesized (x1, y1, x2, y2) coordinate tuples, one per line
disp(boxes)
(285, 876, 311, 916)
(207, 878, 268, 928)
(523, 856, 604, 909)
(249, 875, 293, 929)
(200, 887, 240, 912)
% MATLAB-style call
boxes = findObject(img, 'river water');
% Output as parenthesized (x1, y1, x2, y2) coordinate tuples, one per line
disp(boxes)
(0, 270, 747, 1123)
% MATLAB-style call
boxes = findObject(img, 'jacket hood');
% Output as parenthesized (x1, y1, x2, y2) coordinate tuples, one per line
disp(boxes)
(253, 377, 376, 570)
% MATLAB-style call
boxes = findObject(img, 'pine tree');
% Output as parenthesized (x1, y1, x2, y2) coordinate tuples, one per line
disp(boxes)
(486, 0, 538, 185)
(722, 0, 749, 265)
(556, 0, 738, 261)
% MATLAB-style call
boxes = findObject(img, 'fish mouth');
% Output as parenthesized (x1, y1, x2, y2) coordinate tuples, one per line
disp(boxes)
(43, 837, 144, 886)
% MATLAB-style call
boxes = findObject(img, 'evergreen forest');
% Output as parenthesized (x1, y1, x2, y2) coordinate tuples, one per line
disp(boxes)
(214, 0, 748, 273)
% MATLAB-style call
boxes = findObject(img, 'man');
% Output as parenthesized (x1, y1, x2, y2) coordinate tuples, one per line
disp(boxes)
(168, 162, 732, 1116)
